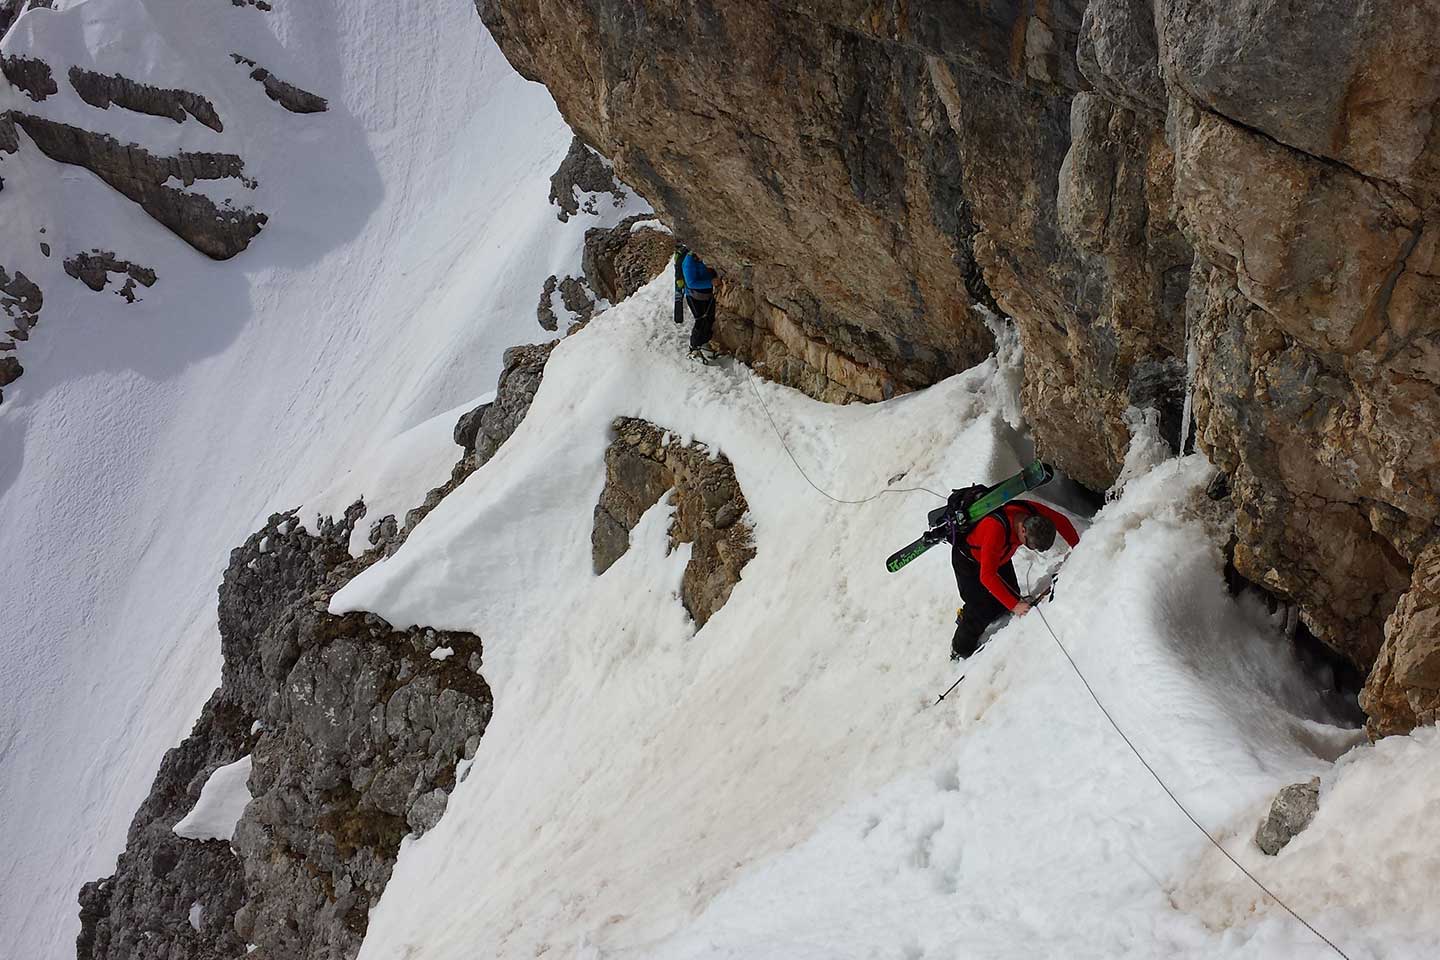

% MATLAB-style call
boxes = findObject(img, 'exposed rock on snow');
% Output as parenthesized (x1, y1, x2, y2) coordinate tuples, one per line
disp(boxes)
(1254, 777, 1321, 855)
(478, 0, 1440, 724)
(1, 54, 56, 101)
(0, 264, 40, 401)
(547, 134, 624, 222)
(63, 250, 157, 302)
(593, 417, 755, 628)
(581, 211, 673, 305)
(9, 113, 266, 259)
(231, 55, 329, 114)
(69, 66, 224, 132)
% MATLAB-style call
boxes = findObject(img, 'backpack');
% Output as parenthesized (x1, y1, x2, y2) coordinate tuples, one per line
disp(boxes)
(932, 487, 1037, 566)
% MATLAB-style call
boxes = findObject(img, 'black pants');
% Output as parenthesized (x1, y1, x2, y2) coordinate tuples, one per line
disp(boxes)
(686, 293, 716, 349)
(951, 557, 1019, 658)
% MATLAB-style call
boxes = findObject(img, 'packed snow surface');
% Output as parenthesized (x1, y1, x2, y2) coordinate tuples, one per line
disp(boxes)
(0, 1, 645, 953)
(172, 754, 252, 842)
(340, 277, 1439, 960)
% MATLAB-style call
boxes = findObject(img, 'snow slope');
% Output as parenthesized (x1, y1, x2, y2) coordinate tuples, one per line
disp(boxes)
(0, 1, 638, 954)
(340, 277, 1439, 960)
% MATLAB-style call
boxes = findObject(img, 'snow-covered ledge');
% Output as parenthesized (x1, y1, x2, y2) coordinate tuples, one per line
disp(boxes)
(173, 755, 253, 842)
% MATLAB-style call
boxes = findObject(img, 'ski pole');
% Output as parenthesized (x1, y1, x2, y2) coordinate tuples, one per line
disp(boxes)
(933, 674, 964, 705)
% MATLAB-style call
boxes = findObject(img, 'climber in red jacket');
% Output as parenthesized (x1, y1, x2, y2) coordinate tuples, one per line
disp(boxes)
(949, 500, 1079, 660)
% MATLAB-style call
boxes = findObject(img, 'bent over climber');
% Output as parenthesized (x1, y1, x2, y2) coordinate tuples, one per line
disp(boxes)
(678, 247, 718, 360)
(945, 499, 1079, 660)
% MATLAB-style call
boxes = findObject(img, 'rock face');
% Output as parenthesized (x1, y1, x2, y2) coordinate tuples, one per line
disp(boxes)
(1254, 777, 1321, 856)
(10, 113, 266, 259)
(479, 0, 1440, 729)
(1362, 541, 1440, 737)
(69, 67, 224, 132)
(593, 417, 755, 627)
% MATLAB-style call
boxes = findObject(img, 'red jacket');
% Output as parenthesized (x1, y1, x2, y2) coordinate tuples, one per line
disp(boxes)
(963, 501, 1079, 610)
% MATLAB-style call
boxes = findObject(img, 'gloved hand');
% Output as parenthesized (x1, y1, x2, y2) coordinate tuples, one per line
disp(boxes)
(922, 527, 945, 546)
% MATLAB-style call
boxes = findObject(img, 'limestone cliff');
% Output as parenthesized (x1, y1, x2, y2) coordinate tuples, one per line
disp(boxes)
(476, 0, 1440, 734)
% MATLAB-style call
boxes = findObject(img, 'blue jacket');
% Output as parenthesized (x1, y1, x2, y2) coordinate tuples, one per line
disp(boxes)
(682, 253, 715, 291)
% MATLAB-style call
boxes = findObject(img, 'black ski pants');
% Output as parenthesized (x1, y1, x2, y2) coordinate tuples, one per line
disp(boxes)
(686, 292, 716, 349)
(951, 556, 1019, 658)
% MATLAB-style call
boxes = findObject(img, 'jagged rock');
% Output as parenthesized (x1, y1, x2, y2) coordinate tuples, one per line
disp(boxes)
(76, 692, 257, 960)
(231, 54, 328, 113)
(232, 0, 273, 10)
(397, 339, 560, 558)
(580, 212, 672, 304)
(548, 135, 623, 222)
(1362, 541, 1440, 737)
(64, 250, 157, 300)
(0, 354, 21, 386)
(536, 274, 559, 331)
(82, 500, 493, 960)
(2, 54, 57, 101)
(593, 417, 756, 627)
(556, 275, 594, 322)
(10, 113, 266, 259)
(1254, 777, 1321, 856)
(69, 66, 224, 132)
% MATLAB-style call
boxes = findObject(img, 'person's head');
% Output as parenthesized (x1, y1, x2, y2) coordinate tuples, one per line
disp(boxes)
(1020, 512, 1057, 552)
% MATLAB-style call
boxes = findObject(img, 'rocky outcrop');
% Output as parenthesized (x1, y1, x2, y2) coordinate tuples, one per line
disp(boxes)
(69, 67, 224, 132)
(64, 250, 157, 303)
(593, 417, 755, 628)
(1362, 541, 1440, 737)
(80, 475, 495, 957)
(0, 264, 40, 402)
(581, 212, 672, 305)
(232, 55, 329, 114)
(478, 0, 1440, 727)
(1254, 777, 1321, 856)
(9, 113, 266, 259)
(548, 135, 624, 222)
(2, 54, 56, 101)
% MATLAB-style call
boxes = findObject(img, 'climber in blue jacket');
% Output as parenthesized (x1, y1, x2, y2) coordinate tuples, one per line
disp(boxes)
(678, 248, 717, 360)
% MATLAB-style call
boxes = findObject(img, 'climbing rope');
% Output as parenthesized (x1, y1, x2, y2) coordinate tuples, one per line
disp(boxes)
(1022, 575, 1353, 960)
(740, 361, 946, 505)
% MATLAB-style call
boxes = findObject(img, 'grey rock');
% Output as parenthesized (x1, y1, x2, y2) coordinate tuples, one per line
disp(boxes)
(548, 135, 623, 222)
(556, 275, 595, 322)
(63, 250, 157, 296)
(10, 113, 266, 260)
(69, 66, 224, 132)
(1255, 777, 1321, 855)
(536, 274, 559, 330)
(0, 354, 21, 387)
(232, 54, 328, 114)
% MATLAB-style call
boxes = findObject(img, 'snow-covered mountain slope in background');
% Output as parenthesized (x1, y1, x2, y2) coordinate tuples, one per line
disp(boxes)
(0, 1, 641, 954)
(340, 277, 1440, 960)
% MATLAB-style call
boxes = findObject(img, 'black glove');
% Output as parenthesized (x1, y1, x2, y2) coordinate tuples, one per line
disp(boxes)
(922, 527, 945, 546)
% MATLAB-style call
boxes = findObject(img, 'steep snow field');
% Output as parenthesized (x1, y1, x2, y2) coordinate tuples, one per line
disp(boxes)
(0, 1, 634, 954)
(340, 278, 1440, 960)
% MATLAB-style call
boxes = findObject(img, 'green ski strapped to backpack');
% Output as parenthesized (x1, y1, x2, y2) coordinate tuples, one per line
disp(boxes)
(885, 459, 1055, 573)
